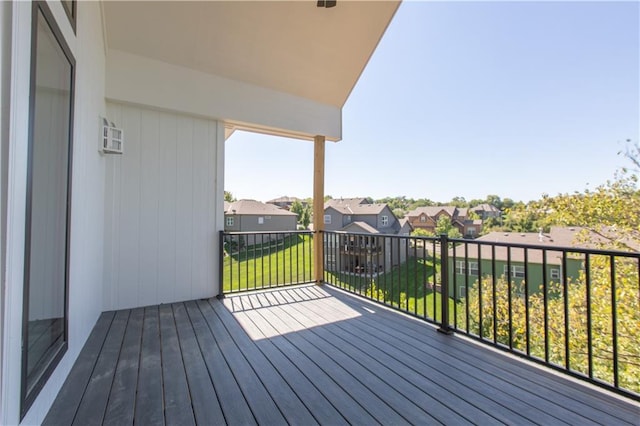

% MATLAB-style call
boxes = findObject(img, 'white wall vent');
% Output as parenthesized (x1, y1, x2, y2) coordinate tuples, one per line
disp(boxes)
(101, 118, 124, 154)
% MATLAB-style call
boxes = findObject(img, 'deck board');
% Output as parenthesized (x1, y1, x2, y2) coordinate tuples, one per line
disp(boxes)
(326, 286, 639, 425)
(45, 284, 640, 425)
(103, 308, 143, 426)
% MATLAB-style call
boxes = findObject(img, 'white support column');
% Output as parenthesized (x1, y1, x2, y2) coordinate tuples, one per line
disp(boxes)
(313, 135, 325, 284)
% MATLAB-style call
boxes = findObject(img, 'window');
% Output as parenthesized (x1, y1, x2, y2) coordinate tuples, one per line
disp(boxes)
(381, 215, 389, 226)
(420, 215, 426, 222)
(345, 215, 351, 223)
(456, 261, 478, 275)
(324, 215, 331, 224)
(550, 268, 560, 279)
(61, 0, 76, 31)
(459, 286, 467, 299)
(258, 217, 264, 225)
(22, 1, 75, 416)
(467, 228, 476, 237)
(504, 265, 525, 278)
(226, 216, 234, 227)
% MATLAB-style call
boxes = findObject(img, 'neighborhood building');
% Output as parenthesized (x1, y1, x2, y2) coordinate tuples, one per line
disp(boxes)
(224, 200, 298, 245)
(447, 226, 614, 298)
(323, 198, 413, 274)
(470, 203, 502, 220)
(406, 206, 483, 238)
(266, 196, 306, 211)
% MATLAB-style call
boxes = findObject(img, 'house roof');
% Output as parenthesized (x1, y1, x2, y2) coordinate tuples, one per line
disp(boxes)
(267, 196, 303, 204)
(340, 221, 380, 234)
(398, 217, 413, 230)
(406, 206, 462, 219)
(471, 203, 500, 213)
(103, 1, 400, 141)
(325, 198, 368, 208)
(449, 226, 632, 265)
(325, 199, 387, 215)
(226, 199, 297, 216)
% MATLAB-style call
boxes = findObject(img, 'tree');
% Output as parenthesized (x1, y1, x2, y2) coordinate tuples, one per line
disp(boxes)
(459, 166, 640, 393)
(619, 138, 639, 172)
(434, 215, 462, 238)
(224, 191, 236, 202)
(411, 228, 433, 237)
(449, 196, 468, 208)
(393, 208, 406, 219)
(290, 200, 311, 229)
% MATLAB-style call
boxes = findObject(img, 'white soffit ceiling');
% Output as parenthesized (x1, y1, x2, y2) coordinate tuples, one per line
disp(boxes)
(103, 0, 400, 108)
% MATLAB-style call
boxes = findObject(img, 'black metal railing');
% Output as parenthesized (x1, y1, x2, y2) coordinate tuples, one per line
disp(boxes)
(218, 229, 639, 399)
(322, 230, 640, 400)
(220, 230, 314, 294)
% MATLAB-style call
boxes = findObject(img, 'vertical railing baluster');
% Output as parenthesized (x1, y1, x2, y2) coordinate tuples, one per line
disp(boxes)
(438, 234, 452, 334)
(476, 242, 482, 334)
(491, 244, 497, 343)
(507, 247, 513, 349)
(477, 242, 482, 338)
(542, 249, 549, 364)
(453, 243, 458, 328)
(585, 253, 593, 379)
(610, 255, 618, 388)
(432, 238, 437, 321)
(562, 251, 570, 370)
(219, 231, 225, 297)
(524, 248, 530, 356)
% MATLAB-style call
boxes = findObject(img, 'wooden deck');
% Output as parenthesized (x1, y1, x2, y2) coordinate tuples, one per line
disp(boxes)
(45, 284, 639, 425)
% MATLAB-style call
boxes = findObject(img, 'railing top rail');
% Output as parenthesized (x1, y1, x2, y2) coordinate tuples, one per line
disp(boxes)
(324, 230, 639, 258)
(222, 230, 313, 236)
(447, 237, 640, 258)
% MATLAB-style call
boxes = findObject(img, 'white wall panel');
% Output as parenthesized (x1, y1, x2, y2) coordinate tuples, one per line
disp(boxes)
(4, 2, 108, 424)
(106, 49, 342, 142)
(104, 102, 219, 310)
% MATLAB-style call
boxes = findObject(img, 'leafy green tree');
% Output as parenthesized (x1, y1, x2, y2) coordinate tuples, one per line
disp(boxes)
(224, 191, 236, 202)
(619, 138, 639, 172)
(434, 215, 462, 238)
(411, 228, 433, 237)
(393, 208, 405, 219)
(449, 196, 468, 208)
(290, 200, 311, 229)
(485, 194, 503, 210)
(459, 164, 640, 393)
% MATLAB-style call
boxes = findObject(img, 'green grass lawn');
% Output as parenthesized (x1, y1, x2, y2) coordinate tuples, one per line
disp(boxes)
(223, 234, 314, 292)
(223, 239, 456, 322)
(325, 257, 456, 322)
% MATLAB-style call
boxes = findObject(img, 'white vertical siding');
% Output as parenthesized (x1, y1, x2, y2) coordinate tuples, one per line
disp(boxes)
(3, 2, 108, 424)
(104, 102, 219, 310)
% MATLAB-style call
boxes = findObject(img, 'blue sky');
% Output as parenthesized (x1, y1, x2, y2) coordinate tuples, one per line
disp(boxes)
(225, 1, 639, 204)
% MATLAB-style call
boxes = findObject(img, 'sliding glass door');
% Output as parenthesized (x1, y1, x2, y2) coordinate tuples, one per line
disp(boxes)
(22, 2, 74, 416)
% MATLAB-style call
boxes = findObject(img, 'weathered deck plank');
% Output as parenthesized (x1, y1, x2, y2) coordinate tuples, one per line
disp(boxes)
(45, 284, 640, 426)
(103, 308, 143, 426)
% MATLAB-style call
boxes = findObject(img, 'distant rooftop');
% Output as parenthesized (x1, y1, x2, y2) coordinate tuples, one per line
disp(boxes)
(225, 199, 297, 216)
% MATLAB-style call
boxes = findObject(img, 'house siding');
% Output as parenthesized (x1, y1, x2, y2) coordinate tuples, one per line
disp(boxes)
(104, 102, 220, 311)
(448, 258, 584, 299)
(2, 2, 109, 424)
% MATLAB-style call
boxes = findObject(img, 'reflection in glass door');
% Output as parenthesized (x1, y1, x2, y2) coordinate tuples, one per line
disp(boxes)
(21, 2, 74, 417)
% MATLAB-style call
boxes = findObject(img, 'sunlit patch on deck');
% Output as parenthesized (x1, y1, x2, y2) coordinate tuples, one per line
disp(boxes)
(223, 284, 362, 340)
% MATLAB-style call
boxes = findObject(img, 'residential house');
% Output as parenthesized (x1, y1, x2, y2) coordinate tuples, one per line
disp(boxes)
(448, 226, 616, 298)
(266, 195, 306, 210)
(470, 203, 501, 220)
(0, 1, 398, 423)
(224, 199, 298, 246)
(323, 199, 413, 274)
(406, 206, 482, 238)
